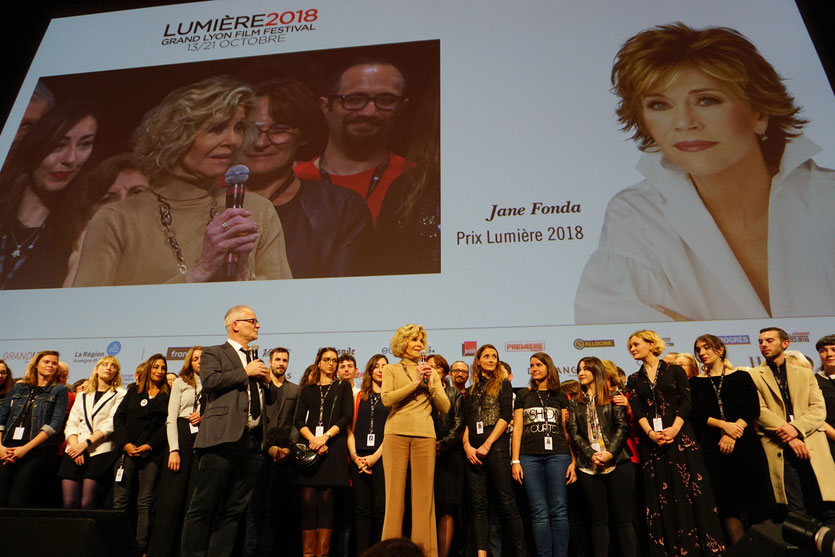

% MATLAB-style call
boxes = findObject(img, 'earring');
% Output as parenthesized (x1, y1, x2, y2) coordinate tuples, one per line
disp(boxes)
(759, 131, 768, 142)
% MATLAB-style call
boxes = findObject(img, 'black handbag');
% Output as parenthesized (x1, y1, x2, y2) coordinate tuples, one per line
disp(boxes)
(291, 380, 342, 470)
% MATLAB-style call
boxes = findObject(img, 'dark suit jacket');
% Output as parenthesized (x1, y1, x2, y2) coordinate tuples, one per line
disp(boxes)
(264, 380, 300, 451)
(195, 342, 266, 449)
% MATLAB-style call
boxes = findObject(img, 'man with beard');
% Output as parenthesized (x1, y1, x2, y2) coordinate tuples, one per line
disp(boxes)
(245, 347, 301, 556)
(294, 58, 409, 223)
(243, 79, 374, 279)
(751, 327, 835, 523)
(450, 361, 469, 395)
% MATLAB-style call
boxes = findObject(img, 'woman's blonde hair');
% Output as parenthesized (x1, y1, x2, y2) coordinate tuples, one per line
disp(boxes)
(179, 346, 204, 389)
(132, 76, 257, 182)
(628, 330, 665, 356)
(470, 344, 507, 399)
(674, 353, 701, 379)
(85, 356, 122, 394)
(612, 22, 806, 168)
(389, 324, 427, 359)
(22, 351, 61, 386)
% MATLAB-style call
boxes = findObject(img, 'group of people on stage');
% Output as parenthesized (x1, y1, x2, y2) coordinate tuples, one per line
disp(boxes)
(1, 309, 834, 557)
(0, 52, 439, 290)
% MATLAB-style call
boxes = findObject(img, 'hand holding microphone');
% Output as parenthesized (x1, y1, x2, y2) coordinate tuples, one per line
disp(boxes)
(419, 350, 431, 385)
(244, 343, 269, 383)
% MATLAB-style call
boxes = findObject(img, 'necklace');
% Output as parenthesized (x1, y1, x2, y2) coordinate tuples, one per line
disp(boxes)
(154, 192, 218, 274)
(10, 223, 46, 258)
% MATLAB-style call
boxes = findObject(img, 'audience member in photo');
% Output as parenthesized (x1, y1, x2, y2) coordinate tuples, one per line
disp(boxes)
(0, 360, 14, 405)
(814, 335, 835, 462)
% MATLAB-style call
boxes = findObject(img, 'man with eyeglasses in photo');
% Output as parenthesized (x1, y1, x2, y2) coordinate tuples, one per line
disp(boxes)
(450, 361, 470, 395)
(181, 305, 271, 557)
(294, 57, 409, 223)
(244, 79, 374, 279)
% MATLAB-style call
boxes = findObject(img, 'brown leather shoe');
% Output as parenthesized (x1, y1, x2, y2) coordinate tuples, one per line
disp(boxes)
(302, 529, 317, 557)
(316, 528, 333, 557)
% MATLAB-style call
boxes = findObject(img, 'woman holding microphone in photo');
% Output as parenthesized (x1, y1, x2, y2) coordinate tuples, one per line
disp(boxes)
(380, 324, 450, 557)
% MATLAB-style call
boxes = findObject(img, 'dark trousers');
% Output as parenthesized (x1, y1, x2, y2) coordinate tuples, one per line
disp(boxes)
(350, 458, 386, 554)
(465, 437, 525, 557)
(112, 454, 160, 552)
(181, 430, 263, 557)
(147, 419, 199, 557)
(783, 450, 835, 523)
(0, 445, 53, 507)
(577, 463, 636, 557)
(245, 456, 299, 557)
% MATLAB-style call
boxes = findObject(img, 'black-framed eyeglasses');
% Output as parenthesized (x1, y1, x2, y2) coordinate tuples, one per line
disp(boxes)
(254, 124, 297, 144)
(330, 93, 404, 111)
(451, 369, 469, 375)
(321, 357, 338, 364)
(236, 318, 259, 326)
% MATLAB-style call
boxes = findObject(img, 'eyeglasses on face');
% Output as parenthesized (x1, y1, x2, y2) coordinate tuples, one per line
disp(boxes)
(329, 93, 403, 111)
(321, 357, 338, 364)
(254, 124, 297, 144)
(236, 318, 259, 326)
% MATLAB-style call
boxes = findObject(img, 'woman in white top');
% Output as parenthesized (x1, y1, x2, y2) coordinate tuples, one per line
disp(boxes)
(147, 345, 203, 557)
(59, 355, 126, 508)
(575, 22, 834, 324)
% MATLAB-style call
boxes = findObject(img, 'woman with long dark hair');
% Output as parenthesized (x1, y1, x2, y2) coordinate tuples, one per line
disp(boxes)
(690, 334, 774, 544)
(112, 353, 170, 554)
(625, 330, 723, 555)
(347, 353, 389, 554)
(147, 345, 203, 557)
(511, 351, 575, 557)
(0, 350, 69, 506)
(0, 102, 98, 289)
(568, 356, 636, 557)
(59, 356, 126, 508)
(294, 347, 353, 557)
(464, 344, 525, 557)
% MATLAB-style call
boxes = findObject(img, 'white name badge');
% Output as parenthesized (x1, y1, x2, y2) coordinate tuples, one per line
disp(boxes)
(652, 417, 664, 432)
(476, 421, 484, 435)
(788, 414, 794, 422)
(367, 433, 376, 446)
(12, 427, 25, 440)
(315, 426, 324, 437)
(544, 436, 553, 450)
(140, 399, 148, 407)
(591, 442, 601, 452)
(189, 423, 199, 434)
(115, 467, 125, 482)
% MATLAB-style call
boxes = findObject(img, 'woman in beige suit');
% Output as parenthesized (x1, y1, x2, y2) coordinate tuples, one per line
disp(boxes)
(380, 324, 450, 557)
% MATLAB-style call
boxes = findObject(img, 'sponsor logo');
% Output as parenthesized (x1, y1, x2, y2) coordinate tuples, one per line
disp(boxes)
(790, 332, 810, 343)
(167, 347, 192, 360)
(505, 341, 544, 352)
(559, 365, 578, 376)
(662, 337, 674, 347)
(72, 350, 106, 364)
(718, 335, 750, 345)
(1, 351, 36, 361)
(107, 341, 122, 356)
(573, 339, 615, 350)
(462, 341, 477, 356)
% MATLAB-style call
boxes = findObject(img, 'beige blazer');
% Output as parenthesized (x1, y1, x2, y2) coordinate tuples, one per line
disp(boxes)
(381, 358, 450, 438)
(749, 361, 835, 504)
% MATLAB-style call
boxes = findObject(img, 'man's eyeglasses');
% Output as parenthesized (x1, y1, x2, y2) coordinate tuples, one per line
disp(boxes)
(254, 124, 297, 144)
(236, 318, 259, 326)
(330, 93, 404, 111)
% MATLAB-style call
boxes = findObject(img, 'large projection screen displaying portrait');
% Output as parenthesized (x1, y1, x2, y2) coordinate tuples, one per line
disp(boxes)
(0, 0, 833, 384)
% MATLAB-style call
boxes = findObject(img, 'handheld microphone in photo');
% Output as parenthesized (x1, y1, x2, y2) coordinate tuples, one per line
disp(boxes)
(223, 164, 250, 280)
(248, 343, 260, 363)
(420, 350, 429, 384)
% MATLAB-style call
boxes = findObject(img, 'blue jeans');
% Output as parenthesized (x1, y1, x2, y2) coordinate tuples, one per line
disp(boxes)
(520, 453, 570, 557)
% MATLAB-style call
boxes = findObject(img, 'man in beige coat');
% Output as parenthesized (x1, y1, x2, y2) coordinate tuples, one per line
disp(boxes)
(750, 327, 835, 522)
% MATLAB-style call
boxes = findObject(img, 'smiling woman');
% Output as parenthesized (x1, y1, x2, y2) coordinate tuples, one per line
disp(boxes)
(0, 103, 99, 289)
(574, 22, 835, 323)
(72, 75, 292, 287)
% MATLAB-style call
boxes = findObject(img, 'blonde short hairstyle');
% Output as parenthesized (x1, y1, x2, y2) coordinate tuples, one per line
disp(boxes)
(389, 324, 427, 359)
(132, 76, 257, 182)
(85, 356, 122, 394)
(612, 22, 805, 168)
(628, 330, 666, 356)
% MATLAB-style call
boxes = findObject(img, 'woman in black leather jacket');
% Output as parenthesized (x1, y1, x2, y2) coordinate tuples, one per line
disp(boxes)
(569, 356, 636, 557)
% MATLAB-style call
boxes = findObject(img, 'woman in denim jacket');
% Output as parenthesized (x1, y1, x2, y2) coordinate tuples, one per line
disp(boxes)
(0, 350, 69, 506)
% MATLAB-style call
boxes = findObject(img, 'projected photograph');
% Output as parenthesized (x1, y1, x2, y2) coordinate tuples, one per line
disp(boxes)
(0, 40, 440, 290)
(573, 23, 835, 324)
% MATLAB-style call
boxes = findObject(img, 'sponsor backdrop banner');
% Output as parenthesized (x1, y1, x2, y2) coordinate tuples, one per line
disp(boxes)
(0, 0, 833, 383)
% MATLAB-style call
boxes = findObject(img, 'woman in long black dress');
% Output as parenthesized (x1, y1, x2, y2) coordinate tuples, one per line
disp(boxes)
(294, 347, 353, 557)
(625, 329, 723, 556)
(690, 334, 774, 545)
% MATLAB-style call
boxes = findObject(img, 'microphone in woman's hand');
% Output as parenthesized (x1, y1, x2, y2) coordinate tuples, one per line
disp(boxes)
(420, 350, 429, 384)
